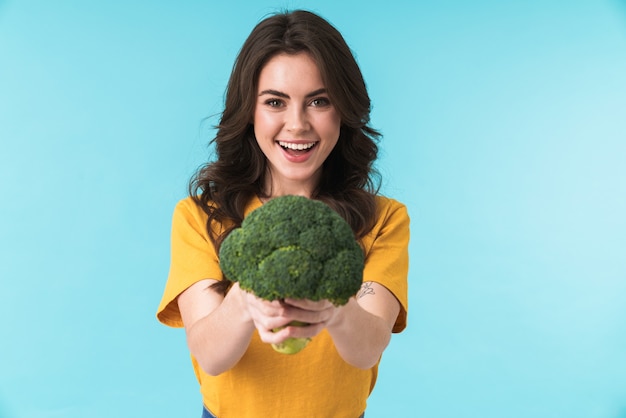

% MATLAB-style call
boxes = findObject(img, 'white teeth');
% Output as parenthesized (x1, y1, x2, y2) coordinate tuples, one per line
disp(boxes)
(278, 141, 316, 150)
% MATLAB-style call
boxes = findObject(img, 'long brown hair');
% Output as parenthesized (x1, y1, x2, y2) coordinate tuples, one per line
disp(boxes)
(190, 10, 381, 262)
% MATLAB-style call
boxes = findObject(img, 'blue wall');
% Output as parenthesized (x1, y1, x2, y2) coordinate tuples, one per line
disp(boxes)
(1, 1, 625, 417)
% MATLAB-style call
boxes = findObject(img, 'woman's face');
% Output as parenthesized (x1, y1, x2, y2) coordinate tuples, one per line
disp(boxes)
(253, 52, 341, 197)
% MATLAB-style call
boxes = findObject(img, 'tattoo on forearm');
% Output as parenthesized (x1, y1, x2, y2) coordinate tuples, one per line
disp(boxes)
(357, 281, 375, 299)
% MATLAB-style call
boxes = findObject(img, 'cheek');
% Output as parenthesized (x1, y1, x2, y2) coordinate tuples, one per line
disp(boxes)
(253, 112, 280, 139)
(320, 113, 341, 141)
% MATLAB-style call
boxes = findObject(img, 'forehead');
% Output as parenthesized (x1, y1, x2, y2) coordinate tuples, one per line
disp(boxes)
(257, 52, 324, 90)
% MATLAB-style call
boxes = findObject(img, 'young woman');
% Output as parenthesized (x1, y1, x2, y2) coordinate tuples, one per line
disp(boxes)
(157, 10, 410, 418)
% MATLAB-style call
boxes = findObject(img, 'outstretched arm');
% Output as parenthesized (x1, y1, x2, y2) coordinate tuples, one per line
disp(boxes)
(178, 279, 336, 375)
(178, 280, 256, 376)
(281, 281, 400, 369)
(326, 281, 400, 369)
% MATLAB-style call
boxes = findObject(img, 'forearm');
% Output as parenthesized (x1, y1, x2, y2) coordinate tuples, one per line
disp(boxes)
(185, 287, 256, 376)
(326, 297, 394, 369)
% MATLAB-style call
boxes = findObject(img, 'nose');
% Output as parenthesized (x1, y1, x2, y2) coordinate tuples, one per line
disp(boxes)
(286, 106, 309, 133)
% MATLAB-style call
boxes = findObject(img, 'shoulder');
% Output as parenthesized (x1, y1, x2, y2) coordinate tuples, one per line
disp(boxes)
(172, 195, 262, 233)
(360, 195, 410, 253)
(170, 197, 210, 234)
(373, 195, 410, 226)
(173, 196, 208, 217)
(374, 195, 407, 211)
(170, 196, 201, 219)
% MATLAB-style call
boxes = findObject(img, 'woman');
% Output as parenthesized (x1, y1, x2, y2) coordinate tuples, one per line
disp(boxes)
(157, 10, 410, 418)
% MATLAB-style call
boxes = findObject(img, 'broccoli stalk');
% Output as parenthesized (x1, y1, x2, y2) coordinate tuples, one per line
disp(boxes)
(219, 195, 365, 354)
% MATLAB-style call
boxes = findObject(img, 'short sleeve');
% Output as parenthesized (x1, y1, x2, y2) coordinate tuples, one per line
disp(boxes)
(361, 197, 410, 333)
(156, 198, 224, 327)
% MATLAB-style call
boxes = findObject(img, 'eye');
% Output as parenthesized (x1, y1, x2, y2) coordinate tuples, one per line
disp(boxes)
(310, 97, 330, 107)
(265, 99, 284, 108)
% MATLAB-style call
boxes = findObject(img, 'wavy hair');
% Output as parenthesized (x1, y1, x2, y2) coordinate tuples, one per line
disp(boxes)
(190, 10, 381, 259)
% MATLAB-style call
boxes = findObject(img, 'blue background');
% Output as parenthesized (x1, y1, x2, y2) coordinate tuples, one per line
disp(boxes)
(1, 0, 625, 417)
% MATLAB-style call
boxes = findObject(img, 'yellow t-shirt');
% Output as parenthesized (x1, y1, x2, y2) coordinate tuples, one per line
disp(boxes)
(157, 195, 410, 418)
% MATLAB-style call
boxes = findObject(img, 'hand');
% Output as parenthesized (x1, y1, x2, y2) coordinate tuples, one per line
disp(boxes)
(241, 292, 338, 345)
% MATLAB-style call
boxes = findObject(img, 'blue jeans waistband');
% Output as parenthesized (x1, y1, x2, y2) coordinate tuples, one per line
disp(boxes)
(202, 406, 217, 418)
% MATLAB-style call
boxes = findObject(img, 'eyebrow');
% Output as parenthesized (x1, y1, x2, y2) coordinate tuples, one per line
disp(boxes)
(258, 88, 327, 99)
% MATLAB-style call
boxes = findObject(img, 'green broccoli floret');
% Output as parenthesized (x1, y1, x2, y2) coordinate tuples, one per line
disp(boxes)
(218, 195, 365, 354)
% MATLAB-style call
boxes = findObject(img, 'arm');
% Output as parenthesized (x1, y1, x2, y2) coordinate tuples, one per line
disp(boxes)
(306, 198, 409, 368)
(325, 281, 400, 369)
(246, 281, 399, 369)
(169, 199, 329, 374)
(264, 200, 409, 368)
(178, 279, 333, 375)
(277, 281, 400, 369)
(178, 280, 256, 376)
(321, 198, 410, 368)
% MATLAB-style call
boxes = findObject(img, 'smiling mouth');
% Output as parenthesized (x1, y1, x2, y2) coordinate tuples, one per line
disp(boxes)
(278, 141, 317, 151)
(277, 141, 318, 157)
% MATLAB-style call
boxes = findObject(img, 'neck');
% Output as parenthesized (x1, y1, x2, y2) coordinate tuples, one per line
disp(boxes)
(262, 172, 320, 199)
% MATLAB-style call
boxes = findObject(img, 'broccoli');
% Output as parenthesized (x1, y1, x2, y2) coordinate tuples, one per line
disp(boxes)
(219, 195, 365, 354)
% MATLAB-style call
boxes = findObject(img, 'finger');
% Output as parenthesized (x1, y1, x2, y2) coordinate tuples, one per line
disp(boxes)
(245, 295, 287, 317)
(248, 308, 291, 331)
